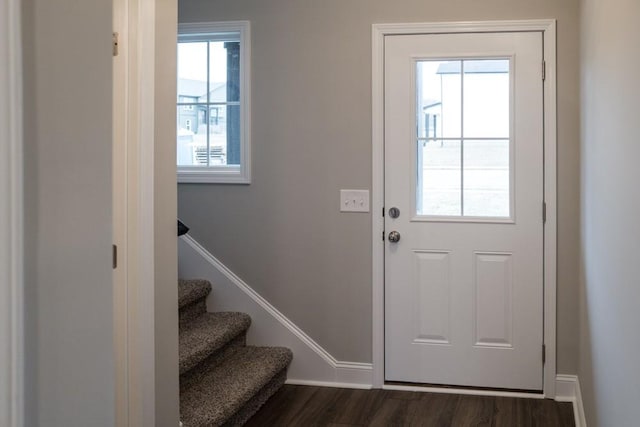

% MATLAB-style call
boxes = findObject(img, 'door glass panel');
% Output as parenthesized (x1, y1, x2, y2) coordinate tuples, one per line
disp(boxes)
(417, 61, 461, 139)
(416, 58, 512, 219)
(463, 60, 510, 138)
(463, 139, 510, 217)
(417, 140, 462, 216)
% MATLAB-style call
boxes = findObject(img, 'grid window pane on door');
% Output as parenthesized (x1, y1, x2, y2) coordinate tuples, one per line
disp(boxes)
(416, 59, 512, 219)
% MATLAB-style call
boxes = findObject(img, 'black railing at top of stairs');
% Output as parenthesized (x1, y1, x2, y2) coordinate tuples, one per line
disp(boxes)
(178, 219, 189, 237)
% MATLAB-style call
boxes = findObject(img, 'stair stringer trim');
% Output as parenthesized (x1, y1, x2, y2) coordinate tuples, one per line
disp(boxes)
(178, 235, 373, 388)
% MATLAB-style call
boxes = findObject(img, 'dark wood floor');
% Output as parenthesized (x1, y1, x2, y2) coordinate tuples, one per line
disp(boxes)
(246, 385, 575, 427)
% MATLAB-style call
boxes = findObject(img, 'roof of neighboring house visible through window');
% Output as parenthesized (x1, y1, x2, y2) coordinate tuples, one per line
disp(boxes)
(178, 79, 228, 102)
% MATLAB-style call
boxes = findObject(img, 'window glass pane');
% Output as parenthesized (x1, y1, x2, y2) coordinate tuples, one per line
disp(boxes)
(177, 39, 242, 167)
(211, 41, 240, 103)
(208, 41, 230, 108)
(177, 108, 199, 166)
(463, 139, 510, 217)
(417, 140, 462, 216)
(225, 104, 241, 165)
(177, 42, 208, 104)
(208, 105, 228, 166)
(463, 59, 510, 138)
(417, 61, 461, 139)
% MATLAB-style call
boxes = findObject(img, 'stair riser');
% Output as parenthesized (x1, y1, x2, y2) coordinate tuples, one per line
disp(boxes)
(180, 333, 247, 388)
(222, 368, 288, 427)
(178, 279, 212, 310)
(180, 300, 207, 324)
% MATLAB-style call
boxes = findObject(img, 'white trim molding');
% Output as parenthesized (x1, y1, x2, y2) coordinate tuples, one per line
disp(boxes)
(133, 0, 158, 423)
(178, 235, 373, 387)
(112, 0, 159, 424)
(555, 375, 587, 427)
(0, 0, 23, 425)
(371, 20, 558, 395)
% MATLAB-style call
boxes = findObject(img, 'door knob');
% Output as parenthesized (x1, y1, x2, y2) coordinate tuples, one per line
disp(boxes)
(388, 231, 401, 243)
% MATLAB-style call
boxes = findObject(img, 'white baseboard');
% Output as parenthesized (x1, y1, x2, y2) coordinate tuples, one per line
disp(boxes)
(178, 235, 373, 388)
(555, 375, 587, 427)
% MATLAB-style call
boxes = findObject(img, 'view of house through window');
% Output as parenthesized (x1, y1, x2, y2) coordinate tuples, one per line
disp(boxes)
(416, 59, 512, 218)
(177, 35, 241, 168)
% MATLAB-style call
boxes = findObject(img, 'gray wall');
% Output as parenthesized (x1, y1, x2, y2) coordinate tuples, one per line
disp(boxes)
(178, 0, 581, 371)
(22, 0, 115, 425)
(580, 0, 640, 424)
(22, 0, 180, 425)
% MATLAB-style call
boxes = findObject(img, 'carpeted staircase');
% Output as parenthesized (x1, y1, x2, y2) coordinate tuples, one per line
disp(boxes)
(179, 279, 293, 426)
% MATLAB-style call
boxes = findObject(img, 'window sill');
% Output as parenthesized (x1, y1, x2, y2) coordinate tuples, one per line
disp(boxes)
(177, 166, 251, 184)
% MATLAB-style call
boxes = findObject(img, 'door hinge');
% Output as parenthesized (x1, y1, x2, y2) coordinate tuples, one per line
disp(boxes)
(382, 207, 385, 217)
(113, 244, 118, 269)
(542, 344, 546, 364)
(113, 32, 119, 57)
(542, 61, 546, 81)
(542, 201, 547, 223)
(382, 230, 385, 241)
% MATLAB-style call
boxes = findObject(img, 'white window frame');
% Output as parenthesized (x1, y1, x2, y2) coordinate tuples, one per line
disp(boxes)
(177, 21, 251, 184)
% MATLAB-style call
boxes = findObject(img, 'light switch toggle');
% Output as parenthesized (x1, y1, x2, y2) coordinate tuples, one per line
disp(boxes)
(340, 189, 370, 212)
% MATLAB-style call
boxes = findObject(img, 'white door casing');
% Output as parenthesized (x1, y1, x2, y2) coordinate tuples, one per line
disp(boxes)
(113, 0, 129, 422)
(0, 0, 23, 424)
(371, 21, 557, 396)
(112, 0, 159, 424)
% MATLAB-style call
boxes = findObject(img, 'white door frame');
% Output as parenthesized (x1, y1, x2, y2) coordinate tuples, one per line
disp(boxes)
(0, 0, 23, 425)
(113, 0, 159, 424)
(371, 20, 558, 397)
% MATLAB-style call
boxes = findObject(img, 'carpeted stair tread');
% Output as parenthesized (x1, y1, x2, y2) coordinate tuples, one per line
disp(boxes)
(179, 279, 212, 309)
(180, 346, 293, 427)
(179, 312, 252, 375)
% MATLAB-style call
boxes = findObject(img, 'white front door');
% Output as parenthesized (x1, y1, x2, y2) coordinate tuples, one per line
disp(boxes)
(384, 32, 544, 390)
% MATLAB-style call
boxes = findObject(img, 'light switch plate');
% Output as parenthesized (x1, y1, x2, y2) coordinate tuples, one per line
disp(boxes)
(340, 189, 370, 212)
